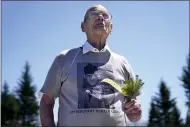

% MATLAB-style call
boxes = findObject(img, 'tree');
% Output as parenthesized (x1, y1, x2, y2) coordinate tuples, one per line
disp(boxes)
(170, 105, 184, 127)
(2, 81, 9, 96)
(180, 55, 190, 127)
(16, 61, 39, 126)
(147, 100, 161, 127)
(148, 80, 183, 127)
(185, 110, 190, 127)
(2, 81, 20, 126)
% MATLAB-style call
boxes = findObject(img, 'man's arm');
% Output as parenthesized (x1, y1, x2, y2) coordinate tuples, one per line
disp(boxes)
(40, 94, 55, 127)
(39, 51, 69, 126)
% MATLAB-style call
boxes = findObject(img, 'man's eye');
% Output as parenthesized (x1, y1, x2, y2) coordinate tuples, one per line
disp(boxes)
(103, 13, 109, 19)
(91, 12, 98, 16)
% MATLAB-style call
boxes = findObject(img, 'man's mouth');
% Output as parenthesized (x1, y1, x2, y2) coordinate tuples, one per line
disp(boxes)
(95, 23, 105, 28)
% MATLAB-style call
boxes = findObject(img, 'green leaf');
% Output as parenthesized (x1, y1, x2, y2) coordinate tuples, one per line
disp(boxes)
(121, 75, 144, 99)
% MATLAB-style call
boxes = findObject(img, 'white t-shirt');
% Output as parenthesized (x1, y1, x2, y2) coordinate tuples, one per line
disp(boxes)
(40, 42, 136, 126)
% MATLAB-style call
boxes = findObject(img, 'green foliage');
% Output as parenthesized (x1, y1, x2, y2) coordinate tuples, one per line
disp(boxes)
(185, 109, 190, 127)
(121, 75, 144, 101)
(170, 105, 184, 127)
(147, 101, 161, 127)
(147, 80, 183, 127)
(16, 61, 39, 126)
(2, 81, 20, 126)
(180, 55, 190, 126)
(180, 55, 190, 107)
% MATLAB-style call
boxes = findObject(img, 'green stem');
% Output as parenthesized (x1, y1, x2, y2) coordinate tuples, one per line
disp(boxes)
(124, 96, 132, 103)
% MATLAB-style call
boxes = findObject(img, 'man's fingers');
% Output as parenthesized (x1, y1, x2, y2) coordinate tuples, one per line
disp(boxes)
(125, 104, 136, 113)
(125, 102, 141, 113)
(124, 99, 136, 109)
(129, 108, 142, 114)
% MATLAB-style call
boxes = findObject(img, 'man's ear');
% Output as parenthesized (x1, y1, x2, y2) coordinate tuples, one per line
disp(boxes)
(109, 23, 113, 34)
(81, 22, 85, 32)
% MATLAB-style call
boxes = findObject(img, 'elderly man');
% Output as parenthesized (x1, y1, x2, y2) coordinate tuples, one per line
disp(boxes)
(39, 5, 142, 126)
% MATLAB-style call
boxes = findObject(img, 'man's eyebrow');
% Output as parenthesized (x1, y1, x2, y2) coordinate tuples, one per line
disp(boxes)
(83, 8, 112, 22)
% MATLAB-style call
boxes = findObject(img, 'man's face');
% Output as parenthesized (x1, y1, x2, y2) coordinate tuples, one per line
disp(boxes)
(82, 5, 113, 37)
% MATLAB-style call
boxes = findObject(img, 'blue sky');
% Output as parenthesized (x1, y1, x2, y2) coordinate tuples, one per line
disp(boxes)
(2, 1, 189, 125)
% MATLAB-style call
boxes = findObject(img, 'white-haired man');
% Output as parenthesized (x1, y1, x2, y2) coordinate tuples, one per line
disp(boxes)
(39, 5, 142, 126)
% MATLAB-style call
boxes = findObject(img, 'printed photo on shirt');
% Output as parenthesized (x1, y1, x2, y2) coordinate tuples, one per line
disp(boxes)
(77, 63, 117, 109)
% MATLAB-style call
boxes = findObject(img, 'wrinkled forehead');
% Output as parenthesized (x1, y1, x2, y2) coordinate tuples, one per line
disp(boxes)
(84, 5, 110, 20)
(86, 5, 109, 13)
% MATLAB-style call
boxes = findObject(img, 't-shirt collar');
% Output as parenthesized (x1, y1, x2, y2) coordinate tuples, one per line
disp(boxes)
(82, 40, 111, 54)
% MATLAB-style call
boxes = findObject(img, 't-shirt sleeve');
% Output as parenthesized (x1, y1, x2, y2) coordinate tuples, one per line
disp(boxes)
(121, 57, 136, 81)
(40, 55, 62, 99)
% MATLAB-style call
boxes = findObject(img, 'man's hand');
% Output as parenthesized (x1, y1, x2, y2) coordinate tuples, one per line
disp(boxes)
(123, 99, 142, 122)
(40, 94, 55, 127)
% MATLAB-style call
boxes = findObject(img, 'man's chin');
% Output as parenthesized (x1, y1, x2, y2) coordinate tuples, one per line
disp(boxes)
(93, 29, 107, 35)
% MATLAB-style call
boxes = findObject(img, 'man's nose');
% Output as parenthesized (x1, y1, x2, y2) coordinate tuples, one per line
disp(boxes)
(97, 15, 104, 21)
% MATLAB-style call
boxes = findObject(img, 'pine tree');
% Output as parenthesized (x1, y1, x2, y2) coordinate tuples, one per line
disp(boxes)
(180, 55, 190, 127)
(2, 81, 9, 96)
(147, 100, 161, 127)
(2, 81, 20, 126)
(148, 80, 183, 127)
(170, 105, 184, 127)
(16, 61, 39, 126)
(185, 110, 190, 127)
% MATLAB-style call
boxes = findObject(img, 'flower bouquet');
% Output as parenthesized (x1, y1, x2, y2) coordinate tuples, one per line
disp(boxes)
(101, 75, 144, 103)
(121, 75, 144, 103)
